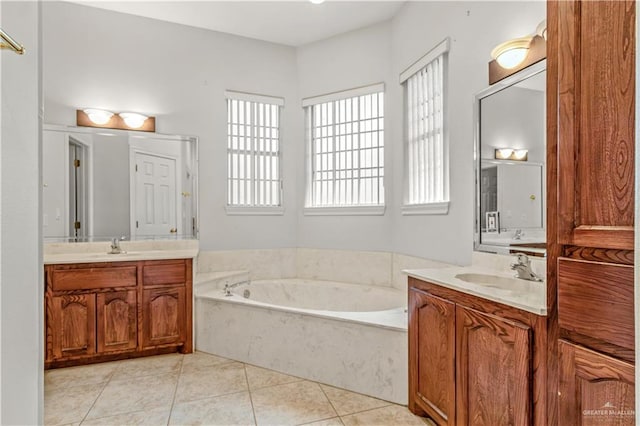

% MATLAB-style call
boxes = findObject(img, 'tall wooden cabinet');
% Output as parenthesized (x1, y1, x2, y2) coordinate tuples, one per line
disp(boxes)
(549, 0, 635, 424)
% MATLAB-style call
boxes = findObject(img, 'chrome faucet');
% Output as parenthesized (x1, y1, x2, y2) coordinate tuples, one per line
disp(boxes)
(510, 253, 543, 282)
(513, 229, 524, 240)
(109, 237, 123, 254)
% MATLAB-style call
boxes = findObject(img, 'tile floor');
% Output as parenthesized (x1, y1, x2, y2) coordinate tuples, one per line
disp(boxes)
(45, 352, 431, 426)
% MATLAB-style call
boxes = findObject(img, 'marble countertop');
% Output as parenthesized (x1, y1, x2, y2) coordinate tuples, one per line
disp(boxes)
(404, 266, 547, 316)
(44, 249, 199, 264)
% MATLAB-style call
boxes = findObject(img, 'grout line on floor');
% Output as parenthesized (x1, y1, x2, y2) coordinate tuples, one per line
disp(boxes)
(317, 381, 341, 420)
(76, 368, 116, 425)
(165, 356, 185, 426)
(243, 364, 259, 426)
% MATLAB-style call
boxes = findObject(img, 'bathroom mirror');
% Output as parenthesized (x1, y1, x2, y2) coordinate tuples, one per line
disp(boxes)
(474, 60, 546, 255)
(43, 125, 199, 242)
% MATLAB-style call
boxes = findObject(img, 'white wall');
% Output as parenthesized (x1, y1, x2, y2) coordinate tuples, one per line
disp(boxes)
(295, 2, 545, 265)
(388, 1, 545, 265)
(43, 1, 301, 250)
(0, 1, 43, 423)
(296, 22, 393, 252)
(43, 1, 545, 265)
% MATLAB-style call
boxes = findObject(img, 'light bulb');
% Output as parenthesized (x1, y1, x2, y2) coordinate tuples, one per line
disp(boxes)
(496, 148, 514, 159)
(491, 37, 532, 70)
(513, 149, 528, 160)
(84, 109, 113, 125)
(119, 112, 148, 129)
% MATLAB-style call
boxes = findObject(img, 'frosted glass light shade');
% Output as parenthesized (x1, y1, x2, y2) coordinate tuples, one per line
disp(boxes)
(495, 148, 528, 161)
(119, 112, 148, 129)
(491, 37, 532, 69)
(84, 109, 113, 125)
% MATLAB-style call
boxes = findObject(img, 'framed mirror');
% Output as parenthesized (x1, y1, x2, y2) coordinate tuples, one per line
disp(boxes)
(43, 125, 199, 242)
(474, 60, 546, 256)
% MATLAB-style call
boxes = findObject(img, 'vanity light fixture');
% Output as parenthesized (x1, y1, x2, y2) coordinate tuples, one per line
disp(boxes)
(495, 148, 528, 161)
(491, 37, 533, 70)
(77, 109, 156, 132)
(83, 109, 114, 125)
(309, 0, 326, 4)
(119, 112, 149, 129)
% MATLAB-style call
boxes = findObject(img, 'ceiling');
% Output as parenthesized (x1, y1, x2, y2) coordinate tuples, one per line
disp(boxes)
(71, 1, 406, 46)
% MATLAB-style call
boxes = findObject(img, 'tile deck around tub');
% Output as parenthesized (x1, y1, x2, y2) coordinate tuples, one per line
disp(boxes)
(45, 352, 431, 426)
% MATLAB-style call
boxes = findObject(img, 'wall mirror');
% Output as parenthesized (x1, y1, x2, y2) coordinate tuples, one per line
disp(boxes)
(474, 60, 546, 256)
(43, 125, 199, 242)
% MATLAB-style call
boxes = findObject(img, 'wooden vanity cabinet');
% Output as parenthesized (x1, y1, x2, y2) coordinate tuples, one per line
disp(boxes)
(409, 277, 545, 426)
(45, 258, 193, 368)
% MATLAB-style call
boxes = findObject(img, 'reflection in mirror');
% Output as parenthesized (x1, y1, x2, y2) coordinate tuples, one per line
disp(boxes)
(474, 61, 546, 255)
(43, 125, 198, 242)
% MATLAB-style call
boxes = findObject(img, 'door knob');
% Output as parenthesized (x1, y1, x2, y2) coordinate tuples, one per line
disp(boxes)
(170, 228, 177, 233)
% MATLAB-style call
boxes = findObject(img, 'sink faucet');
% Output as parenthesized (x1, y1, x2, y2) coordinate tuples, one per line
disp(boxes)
(109, 237, 123, 254)
(510, 253, 543, 282)
(513, 229, 524, 240)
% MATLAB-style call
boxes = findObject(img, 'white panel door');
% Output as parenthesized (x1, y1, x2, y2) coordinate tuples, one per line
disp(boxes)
(134, 152, 177, 237)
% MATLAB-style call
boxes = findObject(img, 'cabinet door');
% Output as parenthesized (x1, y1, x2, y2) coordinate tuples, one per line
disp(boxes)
(50, 294, 96, 359)
(557, 0, 635, 250)
(408, 288, 455, 425)
(141, 286, 186, 348)
(456, 306, 532, 426)
(559, 340, 635, 425)
(96, 290, 137, 353)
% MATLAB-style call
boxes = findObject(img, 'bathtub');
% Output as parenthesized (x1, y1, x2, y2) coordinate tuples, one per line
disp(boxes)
(195, 278, 408, 404)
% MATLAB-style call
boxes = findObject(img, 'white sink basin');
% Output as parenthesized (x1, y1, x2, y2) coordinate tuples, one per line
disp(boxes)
(454, 273, 519, 291)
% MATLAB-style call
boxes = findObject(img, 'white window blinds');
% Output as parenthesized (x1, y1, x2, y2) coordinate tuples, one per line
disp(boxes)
(402, 39, 449, 214)
(226, 91, 283, 209)
(304, 84, 385, 208)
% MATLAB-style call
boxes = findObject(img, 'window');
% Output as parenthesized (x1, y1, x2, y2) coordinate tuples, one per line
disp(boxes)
(401, 38, 450, 215)
(226, 91, 284, 214)
(303, 84, 385, 214)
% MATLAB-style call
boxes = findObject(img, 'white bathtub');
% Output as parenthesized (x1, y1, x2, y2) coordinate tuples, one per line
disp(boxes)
(195, 278, 408, 404)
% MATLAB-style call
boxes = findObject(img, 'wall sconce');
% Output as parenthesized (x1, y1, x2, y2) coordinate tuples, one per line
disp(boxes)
(491, 37, 533, 70)
(488, 20, 546, 85)
(77, 109, 156, 132)
(495, 148, 528, 161)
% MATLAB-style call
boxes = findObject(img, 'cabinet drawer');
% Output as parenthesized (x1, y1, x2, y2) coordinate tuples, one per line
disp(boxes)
(143, 262, 187, 286)
(52, 266, 137, 291)
(558, 258, 634, 351)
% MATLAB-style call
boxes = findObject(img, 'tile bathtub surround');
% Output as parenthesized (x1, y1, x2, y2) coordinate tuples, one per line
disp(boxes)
(197, 248, 297, 279)
(44, 352, 429, 426)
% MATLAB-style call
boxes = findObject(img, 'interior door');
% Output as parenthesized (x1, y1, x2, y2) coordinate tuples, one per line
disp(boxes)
(134, 152, 177, 237)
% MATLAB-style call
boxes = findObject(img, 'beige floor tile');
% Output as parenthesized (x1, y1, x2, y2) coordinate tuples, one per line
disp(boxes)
(45, 362, 118, 391)
(85, 373, 179, 420)
(174, 361, 248, 403)
(251, 381, 338, 426)
(44, 383, 104, 426)
(80, 408, 170, 425)
(319, 384, 391, 416)
(301, 417, 345, 426)
(169, 391, 255, 425)
(181, 351, 234, 374)
(245, 364, 303, 390)
(340, 405, 428, 426)
(110, 353, 183, 380)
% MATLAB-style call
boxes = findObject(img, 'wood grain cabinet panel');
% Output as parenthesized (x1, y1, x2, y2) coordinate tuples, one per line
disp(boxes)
(456, 306, 532, 426)
(96, 290, 137, 353)
(50, 294, 96, 360)
(557, 0, 635, 250)
(143, 262, 187, 286)
(408, 289, 455, 425)
(141, 286, 186, 348)
(559, 340, 635, 425)
(52, 266, 137, 291)
(558, 257, 634, 355)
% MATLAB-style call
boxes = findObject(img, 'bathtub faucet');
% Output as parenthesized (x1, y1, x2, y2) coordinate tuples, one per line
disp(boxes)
(223, 281, 249, 297)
